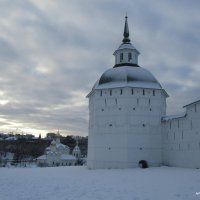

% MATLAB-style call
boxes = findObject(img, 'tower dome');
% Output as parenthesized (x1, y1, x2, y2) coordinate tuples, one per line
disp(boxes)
(89, 15, 166, 96)
(93, 66, 162, 90)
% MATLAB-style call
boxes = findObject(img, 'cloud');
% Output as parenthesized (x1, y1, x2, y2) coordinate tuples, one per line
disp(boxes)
(0, 0, 199, 136)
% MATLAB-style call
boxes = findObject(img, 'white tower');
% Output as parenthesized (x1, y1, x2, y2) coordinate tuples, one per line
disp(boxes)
(72, 138, 81, 158)
(87, 16, 168, 169)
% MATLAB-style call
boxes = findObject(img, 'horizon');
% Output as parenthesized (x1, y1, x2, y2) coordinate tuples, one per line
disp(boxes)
(0, 1, 200, 137)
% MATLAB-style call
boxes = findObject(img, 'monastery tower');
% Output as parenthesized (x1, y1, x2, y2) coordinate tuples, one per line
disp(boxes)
(87, 16, 168, 169)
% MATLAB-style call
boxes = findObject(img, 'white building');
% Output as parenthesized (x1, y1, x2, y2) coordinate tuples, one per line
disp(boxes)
(72, 139, 81, 158)
(37, 137, 76, 167)
(162, 97, 200, 168)
(87, 16, 200, 169)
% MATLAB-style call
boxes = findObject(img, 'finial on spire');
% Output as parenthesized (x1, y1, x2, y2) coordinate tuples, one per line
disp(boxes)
(123, 15, 130, 43)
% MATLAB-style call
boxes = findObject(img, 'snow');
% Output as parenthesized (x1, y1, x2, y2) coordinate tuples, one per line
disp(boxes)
(96, 81, 161, 90)
(183, 96, 200, 107)
(162, 112, 186, 120)
(0, 166, 200, 200)
(5, 136, 17, 141)
(60, 154, 76, 160)
(92, 66, 163, 91)
(118, 43, 136, 50)
(37, 155, 47, 160)
(56, 143, 68, 149)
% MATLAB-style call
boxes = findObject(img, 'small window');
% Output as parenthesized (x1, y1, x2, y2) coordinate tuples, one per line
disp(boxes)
(110, 90, 112, 96)
(100, 90, 102, 96)
(143, 89, 145, 95)
(131, 89, 134, 95)
(153, 90, 155, 96)
(115, 98, 117, 104)
(128, 53, 132, 61)
(120, 89, 122, 95)
(120, 53, 123, 62)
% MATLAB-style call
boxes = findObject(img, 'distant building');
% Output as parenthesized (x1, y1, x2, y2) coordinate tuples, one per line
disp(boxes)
(0, 152, 14, 167)
(37, 136, 76, 167)
(46, 132, 57, 140)
(72, 139, 81, 158)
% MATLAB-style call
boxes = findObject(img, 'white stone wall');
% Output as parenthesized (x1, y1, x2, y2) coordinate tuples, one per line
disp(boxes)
(162, 101, 200, 168)
(87, 87, 167, 169)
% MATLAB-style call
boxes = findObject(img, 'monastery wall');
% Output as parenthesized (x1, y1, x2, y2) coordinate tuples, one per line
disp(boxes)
(87, 87, 166, 169)
(162, 101, 200, 168)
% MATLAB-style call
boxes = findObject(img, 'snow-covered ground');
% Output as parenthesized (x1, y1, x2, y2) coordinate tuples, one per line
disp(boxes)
(0, 166, 200, 200)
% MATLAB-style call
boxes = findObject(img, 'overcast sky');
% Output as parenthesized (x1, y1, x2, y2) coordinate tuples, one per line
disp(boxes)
(0, 0, 200, 137)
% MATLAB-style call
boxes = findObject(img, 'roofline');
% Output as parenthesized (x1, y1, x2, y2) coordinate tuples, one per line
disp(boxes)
(162, 112, 186, 121)
(113, 47, 140, 55)
(113, 63, 139, 68)
(183, 99, 200, 108)
(86, 87, 169, 98)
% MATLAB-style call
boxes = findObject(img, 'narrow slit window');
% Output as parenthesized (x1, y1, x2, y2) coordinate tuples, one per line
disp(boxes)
(100, 90, 102, 96)
(131, 89, 134, 95)
(120, 89, 122, 95)
(110, 90, 112, 96)
(120, 53, 123, 62)
(128, 53, 132, 61)
(153, 90, 155, 96)
(143, 89, 145, 96)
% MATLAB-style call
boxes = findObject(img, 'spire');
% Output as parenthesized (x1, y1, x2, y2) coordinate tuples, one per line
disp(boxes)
(113, 16, 140, 68)
(122, 15, 130, 43)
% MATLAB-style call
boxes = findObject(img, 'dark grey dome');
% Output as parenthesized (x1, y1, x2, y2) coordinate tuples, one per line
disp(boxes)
(93, 66, 162, 90)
